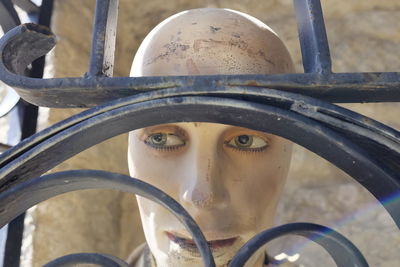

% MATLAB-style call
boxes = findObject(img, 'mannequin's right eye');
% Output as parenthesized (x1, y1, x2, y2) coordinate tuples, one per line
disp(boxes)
(145, 133, 185, 149)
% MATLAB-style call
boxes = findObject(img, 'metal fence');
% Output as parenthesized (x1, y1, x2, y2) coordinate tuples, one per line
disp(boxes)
(0, 0, 399, 266)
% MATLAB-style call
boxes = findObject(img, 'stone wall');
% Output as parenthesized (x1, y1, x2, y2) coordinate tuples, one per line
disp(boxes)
(31, 0, 400, 266)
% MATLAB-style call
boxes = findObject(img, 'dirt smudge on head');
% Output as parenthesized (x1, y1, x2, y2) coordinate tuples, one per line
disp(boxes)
(145, 42, 190, 65)
(210, 26, 221, 33)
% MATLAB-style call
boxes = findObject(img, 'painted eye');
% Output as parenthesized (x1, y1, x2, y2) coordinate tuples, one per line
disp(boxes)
(145, 133, 185, 149)
(227, 135, 268, 151)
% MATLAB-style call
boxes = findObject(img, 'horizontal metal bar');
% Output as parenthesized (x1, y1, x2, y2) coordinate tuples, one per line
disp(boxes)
(2, 72, 400, 107)
(294, 0, 332, 74)
(1, 24, 400, 107)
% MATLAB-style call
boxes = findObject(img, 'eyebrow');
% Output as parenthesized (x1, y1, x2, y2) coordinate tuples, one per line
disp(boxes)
(142, 124, 187, 137)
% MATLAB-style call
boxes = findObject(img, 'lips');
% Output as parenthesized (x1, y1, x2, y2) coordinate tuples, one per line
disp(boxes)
(166, 231, 238, 251)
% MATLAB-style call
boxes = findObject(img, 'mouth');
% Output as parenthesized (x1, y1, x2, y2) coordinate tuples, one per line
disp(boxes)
(166, 231, 238, 251)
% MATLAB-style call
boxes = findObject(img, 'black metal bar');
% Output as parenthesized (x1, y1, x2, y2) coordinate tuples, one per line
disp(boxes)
(12, 0, 39, 14)
(0, 87, 399, 227)
(87, 0, 118, 77)
(1, 1, 54, 267)
(3, 214, 24, 267)
(0, 0, 21, 32)
(0, 170, 216, 267)
(1, 23, 400, 107)
(293, 0, 332, 74)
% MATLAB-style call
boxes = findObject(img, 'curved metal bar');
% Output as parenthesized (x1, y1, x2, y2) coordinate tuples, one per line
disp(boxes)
(229, 223, 368, 267)
(0, 91, 399, 227)
(0, 170, 215, 267)
(1, 86, 399, 169)
(43, 253, 129, 267)
(1, 25, 400, 106)
(0, 23, 55, 76)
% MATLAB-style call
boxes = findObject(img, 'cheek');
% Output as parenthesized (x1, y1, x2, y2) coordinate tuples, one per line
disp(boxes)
(225, 142, 291, 223)
(136, 197, 173, 229)
(128, 137, 185, 200)
(136, 196, 178, 257)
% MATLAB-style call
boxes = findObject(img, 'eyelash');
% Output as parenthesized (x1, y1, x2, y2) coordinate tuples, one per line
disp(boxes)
(143, 133, 268, 153)
(224, 142, 268, 153)
(144, 133, 186, 151)
(144, 141, 184, 151)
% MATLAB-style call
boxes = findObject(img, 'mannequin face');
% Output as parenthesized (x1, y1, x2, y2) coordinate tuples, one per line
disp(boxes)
(128, 122, 292, 266)
(128, 7, 295, 266)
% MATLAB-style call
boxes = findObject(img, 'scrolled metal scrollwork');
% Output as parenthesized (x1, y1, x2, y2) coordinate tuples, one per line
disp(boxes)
(230, 223, 368, 267)
(0, 170, 215, 267)
(1, 87, 399, 226)
(0, 169, 369, 267)
(0, 87, 399, 265)
(0, 0, 399, 266)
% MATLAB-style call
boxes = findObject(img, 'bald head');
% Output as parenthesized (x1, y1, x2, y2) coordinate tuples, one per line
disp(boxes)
(131, 8, 294, 76)
(128, 9, 294, 267)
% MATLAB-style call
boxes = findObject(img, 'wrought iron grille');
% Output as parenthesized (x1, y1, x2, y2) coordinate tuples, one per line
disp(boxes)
(0, 0, 399, 266)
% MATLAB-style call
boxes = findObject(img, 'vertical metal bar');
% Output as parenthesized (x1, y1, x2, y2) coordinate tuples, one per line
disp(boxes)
(2, 1, 54, 266)
(3, 215, 24, 267)
(12, 0, 39, 14)
(87, 0, 119, 77)
(293, 0, 332, 74)
(0, 0, 21, 32)
(0, 1, 21, 265)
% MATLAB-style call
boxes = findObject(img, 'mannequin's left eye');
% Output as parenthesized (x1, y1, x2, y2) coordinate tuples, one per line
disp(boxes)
(226, 135, 268, 151)
(145, 133, 185, 149)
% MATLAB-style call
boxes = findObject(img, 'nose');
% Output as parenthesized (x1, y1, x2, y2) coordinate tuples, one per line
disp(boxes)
(180, 148, 230, 210)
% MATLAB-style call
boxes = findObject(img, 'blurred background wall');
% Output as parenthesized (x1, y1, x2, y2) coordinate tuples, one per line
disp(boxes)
(29, 0, 400, 266)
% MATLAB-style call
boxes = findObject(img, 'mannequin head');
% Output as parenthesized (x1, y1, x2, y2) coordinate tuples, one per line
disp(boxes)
(128, 8, 294, 267)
